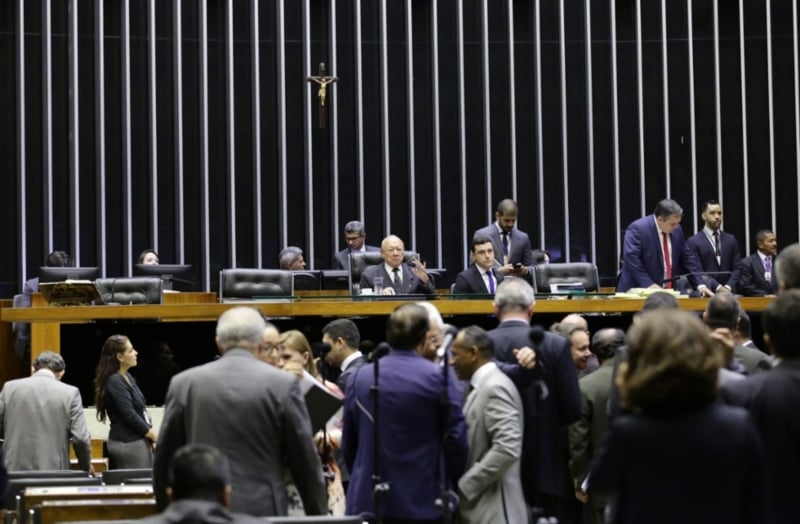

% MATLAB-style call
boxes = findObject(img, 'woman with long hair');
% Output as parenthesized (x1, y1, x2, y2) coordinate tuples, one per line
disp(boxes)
(94, 334, 157, 469)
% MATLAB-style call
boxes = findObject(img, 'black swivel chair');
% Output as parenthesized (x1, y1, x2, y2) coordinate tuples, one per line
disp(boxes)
(532, 262, 600, 293)
(348, 251, 417, 294)
(218, 269, 294, 301)
(94, 277, 164, 305)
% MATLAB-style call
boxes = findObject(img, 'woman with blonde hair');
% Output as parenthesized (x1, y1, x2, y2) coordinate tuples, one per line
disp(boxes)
(590, 310, 771, 523)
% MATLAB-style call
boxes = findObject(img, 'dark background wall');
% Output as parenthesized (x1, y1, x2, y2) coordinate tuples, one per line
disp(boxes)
(1, 0, 797, 294)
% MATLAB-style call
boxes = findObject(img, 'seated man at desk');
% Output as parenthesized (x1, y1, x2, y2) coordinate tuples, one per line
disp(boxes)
(452, 236, 504, 295)
(359, 235, 435, 296)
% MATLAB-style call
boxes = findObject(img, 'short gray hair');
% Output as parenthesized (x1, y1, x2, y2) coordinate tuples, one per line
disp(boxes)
(216, 307, 267, 351)
(776, 243, 800, 290)
(33, 351, 66, 373)
(278, 246, 304, 269)
(416, 301, 444, 331)
(494, 277, 535, 313)
(344, 221, 366, 236)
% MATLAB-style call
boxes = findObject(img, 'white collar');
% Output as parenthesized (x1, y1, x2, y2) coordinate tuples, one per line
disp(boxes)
(340, 351, 362, 372)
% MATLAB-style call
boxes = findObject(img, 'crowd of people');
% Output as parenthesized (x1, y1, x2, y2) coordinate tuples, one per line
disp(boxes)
(1, 197, 799, 524)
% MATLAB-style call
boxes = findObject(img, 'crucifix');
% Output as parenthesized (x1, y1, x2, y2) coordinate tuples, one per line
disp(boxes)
(306, 62, 338, 129)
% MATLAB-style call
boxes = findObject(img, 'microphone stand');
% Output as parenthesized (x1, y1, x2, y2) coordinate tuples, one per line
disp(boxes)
(435, 331, 458, 524)
(371, 347, 389, 524)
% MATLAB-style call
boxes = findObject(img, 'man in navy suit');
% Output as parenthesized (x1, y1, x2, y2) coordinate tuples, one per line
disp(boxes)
(473, 199, 548, 281)
(359, 235, 435, 296)
(617, 198, 713, 296)
(736, 229, 779, 296)
(333, 221, 380, 269)
(686, 200, 742, 292)
(723, 290, 800, 524)
(486, 277, 582, 519)
(452, 236, 504, 295)
(342, 303, 468, 522)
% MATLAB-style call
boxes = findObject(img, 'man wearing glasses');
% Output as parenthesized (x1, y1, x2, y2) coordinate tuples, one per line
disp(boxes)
(333, 220, 380, 269)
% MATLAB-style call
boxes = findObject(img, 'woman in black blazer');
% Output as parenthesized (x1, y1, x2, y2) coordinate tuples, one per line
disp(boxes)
(94, 334, 157, 469)
(590, 310, 772, 524)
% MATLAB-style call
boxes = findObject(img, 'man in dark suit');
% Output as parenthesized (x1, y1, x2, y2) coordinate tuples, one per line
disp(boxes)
(736, 229, 779, 296)
(0, 351, 93, 473)
(322, 318, 365, 394)
(486, 277, 582, 518)
(342, 303, 468, 522)
(473, 199, 548, 281)
(452, 236, 504, 295)
(139, 444, 263, 524)
(359, 235, 435, 296)
(722, 290, 800, 524)
(154, 306, 327, 517)
(333, 220, 380, 269)
(617, 199, 713, 295)
(686, 200, 742, 291)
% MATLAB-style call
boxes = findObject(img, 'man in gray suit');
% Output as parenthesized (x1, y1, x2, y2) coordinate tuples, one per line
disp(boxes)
(153, 306, 327, 517)
(139, 443, 263, 524)
(359, 235, 435, 295)
(472, 199, 548, 280)
(333, 220, 380, 269)
(0, 351, 93, 472)
(450, 325, 527, 524)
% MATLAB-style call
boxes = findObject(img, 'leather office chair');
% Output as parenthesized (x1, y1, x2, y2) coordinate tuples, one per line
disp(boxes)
(94, 277, 164, 305)
(532, 262, 600, 293)
(218, 269, 294, 301)
(348, 251, 417, 293)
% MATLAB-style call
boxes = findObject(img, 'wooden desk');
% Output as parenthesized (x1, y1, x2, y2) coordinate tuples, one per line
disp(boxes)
(0, 294, 772, 359)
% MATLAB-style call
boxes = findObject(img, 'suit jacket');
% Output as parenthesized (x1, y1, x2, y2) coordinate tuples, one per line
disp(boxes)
(723, 358, 800, 524)
(135, 500, 265, 524)
(335, 354, 366, 394)
(452, 265, 504, 295)
(457, 363, 527, 524)
(617, 215, 705, 292)
(487, 320, 582, 502)
(735, 252, 778, 296)
(686, 229, 741, 290)
(733, 344, 772, 375)
(591, 403, 772, 524)
(473, 224, 546, 269)
(154, 349, 327, 517)
(359, 263, 435, 295)
(0, 370, 92, 471)
(333, 245, 380, 270)
(342, 349, 468, 520)
(568, 358, 615, 511)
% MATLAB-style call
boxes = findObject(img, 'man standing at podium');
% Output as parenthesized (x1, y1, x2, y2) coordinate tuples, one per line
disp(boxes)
(617, 199, 712, 296)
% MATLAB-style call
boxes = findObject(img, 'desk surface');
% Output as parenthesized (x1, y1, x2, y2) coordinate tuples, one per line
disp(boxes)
(1, 295, 773, 322)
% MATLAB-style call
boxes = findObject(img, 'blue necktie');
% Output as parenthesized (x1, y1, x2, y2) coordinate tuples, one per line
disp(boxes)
(486, 270, 495, 294)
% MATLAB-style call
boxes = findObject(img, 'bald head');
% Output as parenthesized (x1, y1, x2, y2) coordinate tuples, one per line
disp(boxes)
(380, 235, 406, 269)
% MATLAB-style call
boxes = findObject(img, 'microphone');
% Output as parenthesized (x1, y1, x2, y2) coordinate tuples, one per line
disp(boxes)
(368, 342, 392, 362)
(436, 324, 459, 361)
(528, 325, 549, 400)
(311, 342, 332, 359)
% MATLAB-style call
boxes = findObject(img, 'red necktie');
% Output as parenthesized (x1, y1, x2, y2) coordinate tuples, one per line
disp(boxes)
(662, 232, 672, 288)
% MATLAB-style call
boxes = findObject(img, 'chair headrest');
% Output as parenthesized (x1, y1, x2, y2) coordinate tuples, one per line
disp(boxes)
(219, 269, 294, 298)
(95, 277, 164, 304)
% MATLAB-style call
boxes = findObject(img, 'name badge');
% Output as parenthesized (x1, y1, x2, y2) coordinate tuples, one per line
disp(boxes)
(765, 271, 772, 281)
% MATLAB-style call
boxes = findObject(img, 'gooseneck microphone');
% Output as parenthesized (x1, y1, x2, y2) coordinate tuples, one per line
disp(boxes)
(435, 324, 459, 362)
(368, 341, 392, 362)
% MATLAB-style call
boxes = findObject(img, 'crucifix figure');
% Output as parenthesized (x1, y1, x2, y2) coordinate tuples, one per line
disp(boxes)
(307, 62, 338, 129)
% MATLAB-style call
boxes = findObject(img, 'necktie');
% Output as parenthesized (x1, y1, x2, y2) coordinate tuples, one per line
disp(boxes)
(463, 384, 475, 405)
(392, 267, 402, 290)
(764, 256, 772, 274)
(662, 232, 672, 288)
(713, 231, 721, 261)
(486, 270, 496, 294)
(502, 232, 510, 256)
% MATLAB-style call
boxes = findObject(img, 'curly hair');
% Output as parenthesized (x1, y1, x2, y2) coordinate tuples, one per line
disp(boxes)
(94, 334, 129, 422)
(619, 310, 722, 416)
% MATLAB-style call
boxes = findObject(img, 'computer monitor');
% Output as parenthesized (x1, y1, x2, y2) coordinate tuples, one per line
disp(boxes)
(132, 264, 195, 291)
(321, 270, 350, 291)
(38, 266, 100, 283)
